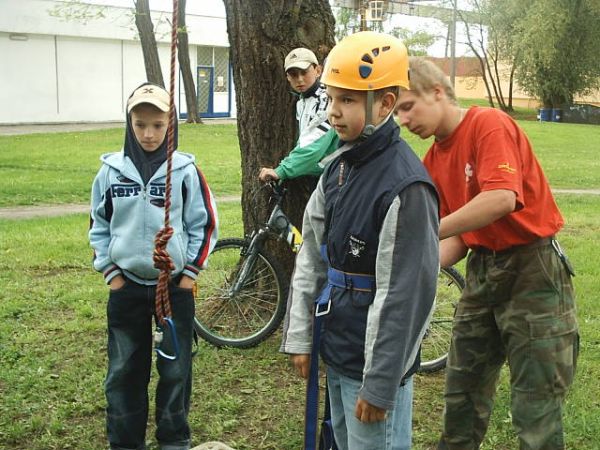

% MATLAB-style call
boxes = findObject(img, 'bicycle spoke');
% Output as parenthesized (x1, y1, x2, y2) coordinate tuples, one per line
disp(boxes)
(419, 267, 465, 372)
(194, 239, 289, 347)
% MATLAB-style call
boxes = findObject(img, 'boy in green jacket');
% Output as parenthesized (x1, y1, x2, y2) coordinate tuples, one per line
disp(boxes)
(259, 47, 337, 185)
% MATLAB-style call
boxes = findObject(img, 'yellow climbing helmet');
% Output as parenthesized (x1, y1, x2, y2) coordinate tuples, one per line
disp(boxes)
(321, 31, 409, 91)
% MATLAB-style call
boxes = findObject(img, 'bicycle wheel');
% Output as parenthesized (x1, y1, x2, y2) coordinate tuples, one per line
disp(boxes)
(193, 238, 289, 348)
(419, 266, 465, 373)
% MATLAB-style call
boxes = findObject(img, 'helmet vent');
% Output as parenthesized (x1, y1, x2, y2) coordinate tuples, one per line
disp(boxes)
(359, 65, 373, 79)
(372, 48, 380, 56)
(361, 54, 374, 64)
(382, 46, 391, 52)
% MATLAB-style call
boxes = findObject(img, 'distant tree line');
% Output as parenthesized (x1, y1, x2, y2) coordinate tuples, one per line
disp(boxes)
(449, 0, 600, 110)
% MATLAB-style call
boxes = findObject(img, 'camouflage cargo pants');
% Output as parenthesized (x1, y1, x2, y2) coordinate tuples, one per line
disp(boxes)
(439, 239, 578, 450)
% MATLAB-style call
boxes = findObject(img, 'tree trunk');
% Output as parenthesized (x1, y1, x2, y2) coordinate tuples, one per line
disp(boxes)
(134, 0, 164, 87)
(177, 0, 202, 123)
(508, 57, 517, 111)
(485, 46, 506, 111)
(223, 0, 335, 276)
(458, 9, 495, 107)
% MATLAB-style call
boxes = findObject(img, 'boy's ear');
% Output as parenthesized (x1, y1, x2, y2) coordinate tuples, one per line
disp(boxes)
(315, 64, 322, 77)
(433, 84, 445, 101)
(379, 92, 397, 117)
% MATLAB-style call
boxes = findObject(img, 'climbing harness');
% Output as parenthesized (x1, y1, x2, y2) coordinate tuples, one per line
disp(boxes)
(304, 245, 375, 450)
(153, 0, 180, 361)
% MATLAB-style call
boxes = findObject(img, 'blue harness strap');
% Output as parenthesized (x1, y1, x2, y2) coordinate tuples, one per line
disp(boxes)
(327, 267, 376, 292)
(304, 245, 375, 450)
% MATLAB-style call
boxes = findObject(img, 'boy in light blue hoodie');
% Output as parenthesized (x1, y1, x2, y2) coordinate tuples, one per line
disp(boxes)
(89, 82, 218, 450)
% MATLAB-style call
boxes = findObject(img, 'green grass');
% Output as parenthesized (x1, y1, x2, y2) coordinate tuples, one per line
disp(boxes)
(1, 116, 599, 207)
(1, 195, 598, 449)
(0, 124, 241, 207)
(1, 116, 600, 448)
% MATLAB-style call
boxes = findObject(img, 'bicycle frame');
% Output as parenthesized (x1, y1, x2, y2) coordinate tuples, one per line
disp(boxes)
(228, 182, 301, 296)
(265, 184, 303, 252)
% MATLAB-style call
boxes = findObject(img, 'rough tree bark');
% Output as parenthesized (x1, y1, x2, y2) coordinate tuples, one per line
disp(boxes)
(134, 0, 164, 87)
(223, 0, 335, 275)
(177, 0, 202, 123)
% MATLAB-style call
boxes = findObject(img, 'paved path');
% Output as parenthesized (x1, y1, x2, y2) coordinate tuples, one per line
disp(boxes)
(0, 196, 240, 220)
(0, 190, 598, 220)
(0, 118, 236, 136)
(551, 188, 600, 195)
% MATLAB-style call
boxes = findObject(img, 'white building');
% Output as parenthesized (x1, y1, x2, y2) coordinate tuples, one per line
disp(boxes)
(0, 0, 235, 124)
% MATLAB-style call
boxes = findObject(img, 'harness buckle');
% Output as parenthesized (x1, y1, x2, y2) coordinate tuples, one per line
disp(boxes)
(315, 299, 331, 317)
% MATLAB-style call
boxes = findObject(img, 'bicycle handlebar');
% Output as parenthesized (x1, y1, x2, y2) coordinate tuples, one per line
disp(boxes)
(266, 181, 287, 205)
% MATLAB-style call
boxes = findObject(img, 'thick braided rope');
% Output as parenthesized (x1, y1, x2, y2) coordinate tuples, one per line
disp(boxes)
(153, 0, 179, 326)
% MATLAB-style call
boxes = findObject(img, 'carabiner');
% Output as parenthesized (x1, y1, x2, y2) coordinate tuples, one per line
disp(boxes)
(154, 317, 179, 360)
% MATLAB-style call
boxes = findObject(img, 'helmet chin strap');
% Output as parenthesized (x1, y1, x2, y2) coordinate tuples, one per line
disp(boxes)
(361, 90, 376, 139)
(361, 90, 395, 140)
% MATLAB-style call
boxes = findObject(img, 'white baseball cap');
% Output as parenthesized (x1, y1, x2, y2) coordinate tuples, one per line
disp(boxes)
(127, 84, 170, 113)
(284, 48, 319, 71)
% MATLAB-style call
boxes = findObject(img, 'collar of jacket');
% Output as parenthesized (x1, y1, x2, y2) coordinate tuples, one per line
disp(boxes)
(340, 116, 398, 166)
(101, 151, 195, 184)
(290, 80, 321, 99)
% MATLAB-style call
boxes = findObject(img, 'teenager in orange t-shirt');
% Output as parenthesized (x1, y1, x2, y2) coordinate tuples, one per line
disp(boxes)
(396, 58, 578, 450)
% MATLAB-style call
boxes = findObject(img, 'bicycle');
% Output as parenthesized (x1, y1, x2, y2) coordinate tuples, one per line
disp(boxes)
(193, 182, 465, 372)
(420, 265, 464, 372)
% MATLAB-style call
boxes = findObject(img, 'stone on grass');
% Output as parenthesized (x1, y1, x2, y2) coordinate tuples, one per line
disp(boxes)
(191, 442, 236, 450)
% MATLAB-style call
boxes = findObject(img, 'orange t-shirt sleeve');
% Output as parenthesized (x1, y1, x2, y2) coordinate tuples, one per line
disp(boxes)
(473, 115, 525, 210)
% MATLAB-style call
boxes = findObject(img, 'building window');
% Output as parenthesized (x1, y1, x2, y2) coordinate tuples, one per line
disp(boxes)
(213, 47, 229, 93)
(368, 1, 384, 21)
(197, 46, 213, 66)
(196, 46, 229, 93)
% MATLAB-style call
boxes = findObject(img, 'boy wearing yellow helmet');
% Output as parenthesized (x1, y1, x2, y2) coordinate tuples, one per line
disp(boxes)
(281, 32, 440, 449)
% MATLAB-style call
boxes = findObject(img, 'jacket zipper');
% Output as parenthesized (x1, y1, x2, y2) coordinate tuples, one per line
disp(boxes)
(329, 160, 353, 233)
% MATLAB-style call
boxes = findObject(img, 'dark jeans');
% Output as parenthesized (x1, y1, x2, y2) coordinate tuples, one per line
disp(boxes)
(105, 278, 195, 450)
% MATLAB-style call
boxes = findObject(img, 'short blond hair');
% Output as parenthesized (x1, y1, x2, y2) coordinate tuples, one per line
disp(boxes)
(409, 57, 457, 105)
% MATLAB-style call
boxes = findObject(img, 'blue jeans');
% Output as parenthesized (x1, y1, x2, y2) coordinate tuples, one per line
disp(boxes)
(327, 367, 413, 450)
(105, 278, 195, 450)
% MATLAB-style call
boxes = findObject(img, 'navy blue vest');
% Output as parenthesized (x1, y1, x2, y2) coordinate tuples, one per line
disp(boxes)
(320, 118, 437, 380)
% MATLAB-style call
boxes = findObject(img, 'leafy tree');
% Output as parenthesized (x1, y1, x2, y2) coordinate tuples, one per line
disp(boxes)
(334, 7, 360, 40)
(448, 0, 525, 111)
(390, 28, 436, 56)
(513, 0, 600, 107)
(334, 6, 436, 55)
(223, 0, 335, 274)
(452, 0, 600, 109)
(48, 0, 107, 24)
(483, 0, 526, 111)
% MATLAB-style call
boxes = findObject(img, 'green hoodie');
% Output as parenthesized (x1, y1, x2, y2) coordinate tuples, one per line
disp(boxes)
(274, 128, 339, 179)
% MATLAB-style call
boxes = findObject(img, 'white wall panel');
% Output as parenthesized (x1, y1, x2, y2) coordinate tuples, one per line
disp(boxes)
(56, 36, 123, 121)
(0, 0, 229, 46)
(0, 0, 233, 124)
(0, 33, 58, 123)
